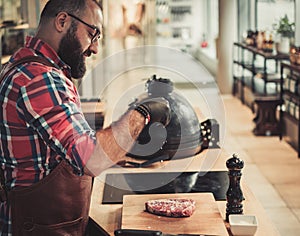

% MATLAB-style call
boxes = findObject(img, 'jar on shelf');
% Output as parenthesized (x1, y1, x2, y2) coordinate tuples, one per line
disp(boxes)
(256, 31, 264, 50)
(245, 30, 254, 46)
(263, 32, 274, 53)
(289, 46, 300, 65)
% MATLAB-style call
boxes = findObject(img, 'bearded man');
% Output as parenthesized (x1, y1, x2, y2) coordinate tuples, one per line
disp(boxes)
(0, 0, 170, 235)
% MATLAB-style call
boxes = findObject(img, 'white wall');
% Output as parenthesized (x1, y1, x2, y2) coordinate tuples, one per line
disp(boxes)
(256, 1, 295, 32)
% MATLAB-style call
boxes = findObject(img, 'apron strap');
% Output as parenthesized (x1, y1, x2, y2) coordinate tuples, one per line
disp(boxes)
(0, 168, 7, 202)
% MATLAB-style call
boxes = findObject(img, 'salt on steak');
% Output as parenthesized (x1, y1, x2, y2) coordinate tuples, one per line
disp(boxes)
(145, 198, 196, 217)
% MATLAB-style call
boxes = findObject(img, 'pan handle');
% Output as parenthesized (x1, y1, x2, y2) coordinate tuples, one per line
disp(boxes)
(114, 229, 162, 236)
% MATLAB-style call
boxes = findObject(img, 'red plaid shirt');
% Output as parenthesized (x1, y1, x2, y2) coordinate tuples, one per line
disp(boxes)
(0, 36, 96, 235)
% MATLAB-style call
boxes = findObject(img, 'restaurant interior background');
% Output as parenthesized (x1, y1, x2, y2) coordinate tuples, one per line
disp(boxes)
(0, 0, 297, 96)
(1, 0, 300, 235)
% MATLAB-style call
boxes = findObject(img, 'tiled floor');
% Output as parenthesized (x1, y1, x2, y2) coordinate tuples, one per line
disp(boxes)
(212, 95, 300, 236)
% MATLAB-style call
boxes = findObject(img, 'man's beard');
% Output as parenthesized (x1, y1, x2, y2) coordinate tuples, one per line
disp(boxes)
(58, 25, 87, 79)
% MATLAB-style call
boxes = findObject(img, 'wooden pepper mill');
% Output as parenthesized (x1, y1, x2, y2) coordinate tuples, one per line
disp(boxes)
(226, 154, 244, 222)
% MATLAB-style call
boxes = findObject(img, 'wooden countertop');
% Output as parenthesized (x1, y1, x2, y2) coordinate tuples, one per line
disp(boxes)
(89, 148, 280, 236)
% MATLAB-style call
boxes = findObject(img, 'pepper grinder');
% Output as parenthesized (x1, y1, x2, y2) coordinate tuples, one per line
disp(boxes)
(226, 154, 244, 222)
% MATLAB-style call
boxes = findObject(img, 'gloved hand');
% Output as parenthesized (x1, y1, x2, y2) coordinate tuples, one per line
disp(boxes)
(132, 97, 171, 126)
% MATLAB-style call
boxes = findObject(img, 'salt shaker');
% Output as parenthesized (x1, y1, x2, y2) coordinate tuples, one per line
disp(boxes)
(226, 154, 244, 222)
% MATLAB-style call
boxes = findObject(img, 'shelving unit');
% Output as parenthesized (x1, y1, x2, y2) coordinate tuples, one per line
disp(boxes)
(0, 0, 43, 69)
(233, 42, 289, 109)
(0, 23, 30, 69)
(155, 0, 200, 50)
(280, 62, 300, 157)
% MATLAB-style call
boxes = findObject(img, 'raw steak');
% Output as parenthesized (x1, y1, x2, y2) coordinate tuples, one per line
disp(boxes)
(145, 198, 196, 217)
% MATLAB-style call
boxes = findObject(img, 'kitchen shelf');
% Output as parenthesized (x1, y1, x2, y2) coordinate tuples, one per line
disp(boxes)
(155, 0, 198, 49)
(0, 23, 30, 69)
(280, 62, 300, 157)
(283, 90, 299, 101)
(232, 42, 289, 108)
(0, 23, 29, 30)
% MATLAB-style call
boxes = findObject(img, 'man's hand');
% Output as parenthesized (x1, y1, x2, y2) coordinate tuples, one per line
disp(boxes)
(85, 98, 171, 176)
(133, 97, 171, 126)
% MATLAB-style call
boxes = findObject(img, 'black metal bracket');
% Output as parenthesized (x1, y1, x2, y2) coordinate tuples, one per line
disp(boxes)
(200, 119, 220, 150)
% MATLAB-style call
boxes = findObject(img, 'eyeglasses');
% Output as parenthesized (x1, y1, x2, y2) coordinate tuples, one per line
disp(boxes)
(67, 13, 101, 44)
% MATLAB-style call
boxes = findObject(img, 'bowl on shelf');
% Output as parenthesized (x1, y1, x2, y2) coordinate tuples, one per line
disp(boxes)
(229, 215, 258, 235)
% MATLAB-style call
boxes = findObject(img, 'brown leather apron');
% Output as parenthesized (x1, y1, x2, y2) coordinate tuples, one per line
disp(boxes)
(8, 160, 92, 236)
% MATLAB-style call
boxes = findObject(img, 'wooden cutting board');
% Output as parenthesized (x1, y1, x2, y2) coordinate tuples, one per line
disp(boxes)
(121, 193, 229, 235)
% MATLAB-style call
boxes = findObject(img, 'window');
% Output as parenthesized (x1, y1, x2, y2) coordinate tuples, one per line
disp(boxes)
(256, 0, 295, 33)
(237, 0, 253, 42)
(199, 0, 218, 59)
(237, 0, 295, 43)
(206, 0, 218, 45)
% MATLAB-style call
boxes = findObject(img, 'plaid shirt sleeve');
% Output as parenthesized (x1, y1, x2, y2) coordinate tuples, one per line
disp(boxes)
(16, 69, 96, 175)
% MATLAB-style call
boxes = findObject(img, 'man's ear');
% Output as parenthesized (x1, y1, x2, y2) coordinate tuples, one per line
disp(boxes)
(55, 12, 70, 33)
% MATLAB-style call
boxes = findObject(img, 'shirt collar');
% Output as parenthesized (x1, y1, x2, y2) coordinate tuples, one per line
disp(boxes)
(25, 36, 72, 79)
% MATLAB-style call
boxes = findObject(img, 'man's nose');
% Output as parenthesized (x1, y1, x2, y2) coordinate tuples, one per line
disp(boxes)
(89, 41, 100, 55)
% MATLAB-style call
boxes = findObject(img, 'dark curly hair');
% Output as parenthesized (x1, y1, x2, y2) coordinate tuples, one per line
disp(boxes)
(40, 0, 102, 22)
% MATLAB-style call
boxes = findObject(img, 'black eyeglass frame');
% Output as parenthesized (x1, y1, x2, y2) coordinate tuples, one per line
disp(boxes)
(67, 12, 101, 44)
